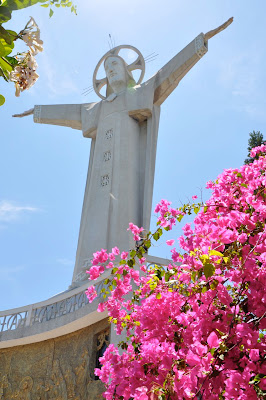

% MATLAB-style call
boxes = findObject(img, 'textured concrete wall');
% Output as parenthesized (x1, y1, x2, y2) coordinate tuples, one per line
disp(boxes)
(0, 319, 109, 399)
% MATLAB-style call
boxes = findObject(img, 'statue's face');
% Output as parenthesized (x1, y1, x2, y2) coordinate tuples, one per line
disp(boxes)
(104, 56, 127, 90)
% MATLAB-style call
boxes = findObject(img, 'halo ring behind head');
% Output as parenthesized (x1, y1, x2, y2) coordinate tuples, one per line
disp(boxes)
(93, 45, 145, 100)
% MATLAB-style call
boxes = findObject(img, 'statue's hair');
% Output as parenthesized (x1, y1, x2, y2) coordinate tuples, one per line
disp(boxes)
(104, 55, 136, 97)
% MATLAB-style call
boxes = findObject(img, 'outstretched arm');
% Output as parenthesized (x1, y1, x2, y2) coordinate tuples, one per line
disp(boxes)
(152, 17, 233, 106)
(13, 104, 82, 131)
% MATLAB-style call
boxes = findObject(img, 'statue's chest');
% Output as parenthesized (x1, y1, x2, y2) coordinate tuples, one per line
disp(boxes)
(81, 85, 154, 138)
(101, 87, 153, 119)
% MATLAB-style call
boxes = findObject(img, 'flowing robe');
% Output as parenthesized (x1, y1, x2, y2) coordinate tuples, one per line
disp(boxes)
(32, 33, 208, 284)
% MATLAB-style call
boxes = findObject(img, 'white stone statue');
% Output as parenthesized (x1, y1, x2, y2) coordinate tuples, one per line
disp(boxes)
(13, 18, 233, 285)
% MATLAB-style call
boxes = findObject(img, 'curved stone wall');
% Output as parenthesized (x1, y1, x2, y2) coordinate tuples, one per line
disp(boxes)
(0, 255, 169, 399)
(0, 272, 110, 348)
(0, 320, 108, 399)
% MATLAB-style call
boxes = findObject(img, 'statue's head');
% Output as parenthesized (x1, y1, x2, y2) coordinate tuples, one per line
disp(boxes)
(104, 55, 136, 96)
(93, 45, 145, 100)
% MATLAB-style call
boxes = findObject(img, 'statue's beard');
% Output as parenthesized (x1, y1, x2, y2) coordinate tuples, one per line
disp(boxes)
(109, 78, 127, 94)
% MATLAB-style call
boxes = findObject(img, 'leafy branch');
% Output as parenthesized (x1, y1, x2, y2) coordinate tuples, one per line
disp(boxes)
(0, 0, 76, 105)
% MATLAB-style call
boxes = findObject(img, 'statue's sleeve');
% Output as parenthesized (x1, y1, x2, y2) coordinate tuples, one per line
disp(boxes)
(81, 102, 100, 139)
(33, 104, 82, 130)
(152, 33, 208, 106)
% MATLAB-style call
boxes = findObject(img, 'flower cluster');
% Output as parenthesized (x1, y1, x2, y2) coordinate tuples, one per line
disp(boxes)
(250, 144, 266, 159)
(127, 223, 144, 241)
(10, 17, 43, 97)
(87, 146, 266, 399)
(21, 17, 43, 55)
(10, 51, 39, 97)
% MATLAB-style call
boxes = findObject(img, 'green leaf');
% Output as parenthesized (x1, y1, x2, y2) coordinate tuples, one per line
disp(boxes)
(0, 0, 47, 23)
(7, 29, 17, 38)
(0, 64, 9, 80)
(177, 214, 183, 222)
(200, 254, 209, 264)
(145, 240, 151, 249)
(203, 263, 215, 278)
(165, 272, 171, 282)
(1, 0, 47, 11)
(0, 56, 13, 72)
(0, 94, 5, 106)
(0, 25, 13, 44)
(210, 279, 219, 290)
(252, 374, 261, 383)
(0, 36, 14, 56)
(156, 293, 161, 299)
(0, 6, 11, 24)
(209, 250, 223, 257)
(153, 228, 162, 241)
(49, 7, 54, 16)
(136, 248, 145, 258)
(0, 39, 6, 56)
(191, 270, 197, 282)
(41, 3, 49, 6)
(153, 231, 160, 241)
(216, 328, 225, 336)
(130, 249, 136, 258)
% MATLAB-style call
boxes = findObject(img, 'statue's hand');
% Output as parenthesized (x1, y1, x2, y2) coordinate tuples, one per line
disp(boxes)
(204, 17, 233, 41)
(12, 108, 34, 118)
(106, 93, 117, 102)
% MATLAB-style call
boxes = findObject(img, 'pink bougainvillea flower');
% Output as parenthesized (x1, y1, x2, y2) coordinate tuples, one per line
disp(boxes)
(86, 144, 266, 400)
(166, 239, 175, 246)
(207, 332, 220, 348)
(85, 285, 97, 303)
(121, 251, 128, 260)
(127, 222, 144, 241)
(249, 348, 260, 361)
(88, 265, 104, 280)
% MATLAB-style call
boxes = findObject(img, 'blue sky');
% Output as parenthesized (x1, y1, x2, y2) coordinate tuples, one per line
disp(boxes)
(1, 0, 266, 310)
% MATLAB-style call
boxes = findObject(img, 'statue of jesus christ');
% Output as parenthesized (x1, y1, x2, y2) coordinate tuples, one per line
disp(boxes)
(13, 18, 233, 285)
